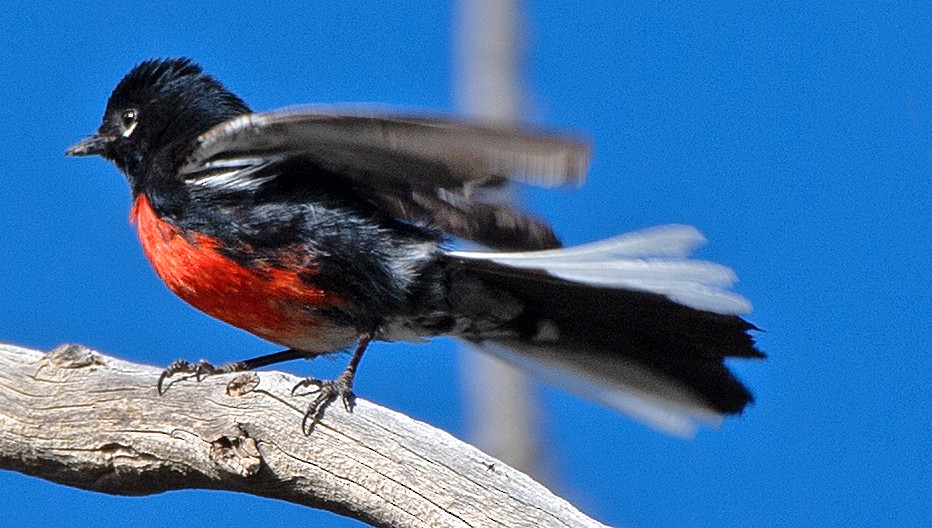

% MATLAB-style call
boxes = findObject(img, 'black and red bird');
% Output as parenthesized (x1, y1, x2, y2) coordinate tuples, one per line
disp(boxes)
(67, 58, 762, 436)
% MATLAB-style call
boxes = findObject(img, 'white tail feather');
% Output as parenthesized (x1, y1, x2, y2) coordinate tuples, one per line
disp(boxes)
(448, 225, 752, 315)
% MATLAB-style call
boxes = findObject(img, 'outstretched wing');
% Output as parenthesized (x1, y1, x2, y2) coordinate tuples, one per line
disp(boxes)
(179, 106, 592, 250)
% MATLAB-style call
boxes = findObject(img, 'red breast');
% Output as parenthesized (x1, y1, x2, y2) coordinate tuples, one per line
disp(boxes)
(130, 194, 348, 349)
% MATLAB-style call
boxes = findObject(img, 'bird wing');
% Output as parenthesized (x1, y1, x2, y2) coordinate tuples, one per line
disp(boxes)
(178, 106, 591, 250)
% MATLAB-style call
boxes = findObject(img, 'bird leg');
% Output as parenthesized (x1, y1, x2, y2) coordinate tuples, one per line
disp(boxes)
(156, 348, 315, 395)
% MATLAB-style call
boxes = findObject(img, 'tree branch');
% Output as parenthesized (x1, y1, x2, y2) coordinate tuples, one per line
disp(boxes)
(0, 342, 608, 528)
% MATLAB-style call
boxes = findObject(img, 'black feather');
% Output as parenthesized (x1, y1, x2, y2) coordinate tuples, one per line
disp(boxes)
(442, 256, 763, 416)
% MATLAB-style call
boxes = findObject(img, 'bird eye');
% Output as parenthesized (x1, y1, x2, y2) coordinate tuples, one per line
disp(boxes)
(119, 109, 139, 137)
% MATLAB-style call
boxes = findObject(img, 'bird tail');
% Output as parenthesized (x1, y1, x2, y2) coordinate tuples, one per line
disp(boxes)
(441, 225, 763, 437)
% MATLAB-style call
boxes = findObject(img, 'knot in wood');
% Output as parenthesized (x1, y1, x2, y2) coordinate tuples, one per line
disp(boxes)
(37, 344, 106, 375)
(226, 372, 260, 397)
(209, 433, 262, 477)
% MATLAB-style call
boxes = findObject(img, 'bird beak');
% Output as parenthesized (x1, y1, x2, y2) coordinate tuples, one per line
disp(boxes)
(66, 133, 112, 157)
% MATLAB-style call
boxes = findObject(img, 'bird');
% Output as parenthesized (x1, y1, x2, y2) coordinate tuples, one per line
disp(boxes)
(67, 58, 762, 436)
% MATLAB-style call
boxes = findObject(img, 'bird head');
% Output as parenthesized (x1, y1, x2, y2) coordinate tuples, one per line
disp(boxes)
(67, 58, 250, 187)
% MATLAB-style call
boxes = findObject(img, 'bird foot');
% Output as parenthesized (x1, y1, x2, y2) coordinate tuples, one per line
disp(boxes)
(157, 358, 246, 394)
(291, 370, 357, 435)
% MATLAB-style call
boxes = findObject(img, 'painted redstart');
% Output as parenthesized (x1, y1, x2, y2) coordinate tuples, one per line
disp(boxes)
(67, 58, 762, 436)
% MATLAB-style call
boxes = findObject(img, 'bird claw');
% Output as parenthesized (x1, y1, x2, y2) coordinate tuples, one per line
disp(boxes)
(292, 374, 357, 435)
(157, 358, 242, 394)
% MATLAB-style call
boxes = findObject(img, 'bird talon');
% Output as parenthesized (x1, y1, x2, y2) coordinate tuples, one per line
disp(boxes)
(295, 377, 357, 435)
(193, 359, 217, 381)
(158, 359, 194, 394)
(340, 390, 356, 412)
(156, 370, 172, 395)
(291, 377, 324, 396)
(156, 358, 221, 394)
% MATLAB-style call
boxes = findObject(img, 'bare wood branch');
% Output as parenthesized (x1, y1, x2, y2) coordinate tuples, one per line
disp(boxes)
(0, 342, 609, 528)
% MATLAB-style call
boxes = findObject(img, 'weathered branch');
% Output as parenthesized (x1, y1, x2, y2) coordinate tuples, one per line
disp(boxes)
(0, 342, 608, 528)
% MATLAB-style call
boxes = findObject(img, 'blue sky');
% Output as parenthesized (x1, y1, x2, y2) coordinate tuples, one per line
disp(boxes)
(1, 2, 930, 527)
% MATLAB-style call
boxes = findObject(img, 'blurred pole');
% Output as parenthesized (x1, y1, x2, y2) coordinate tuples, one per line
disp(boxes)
(453, 0, 543, 477)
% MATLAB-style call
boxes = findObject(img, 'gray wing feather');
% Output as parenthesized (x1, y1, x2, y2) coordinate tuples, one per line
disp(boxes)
(181, 106, 591, 191)
(179, 106, 591, 250)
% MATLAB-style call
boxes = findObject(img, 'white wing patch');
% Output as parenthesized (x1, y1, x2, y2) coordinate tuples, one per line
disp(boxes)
(185, 158, 278, 191)
(448, 225, 752, 315)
